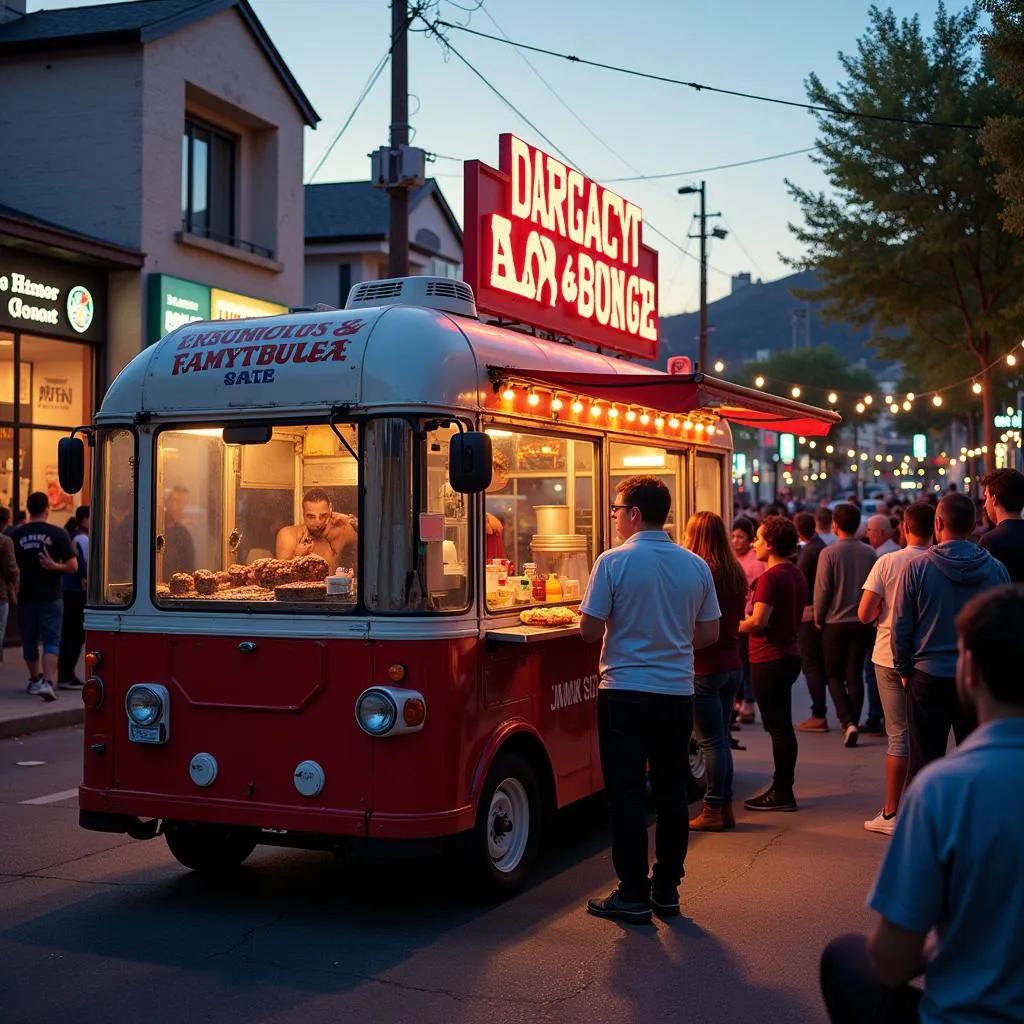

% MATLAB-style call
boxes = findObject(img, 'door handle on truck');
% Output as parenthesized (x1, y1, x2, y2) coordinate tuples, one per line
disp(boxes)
(237, 641, 258, 653)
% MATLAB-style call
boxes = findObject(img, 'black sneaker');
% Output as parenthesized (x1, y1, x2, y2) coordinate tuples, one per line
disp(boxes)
(743, 787, 798, 812)
(586, 888, 652, 924)
(58, 677, 85, 691)
(650, 887, 680, 917)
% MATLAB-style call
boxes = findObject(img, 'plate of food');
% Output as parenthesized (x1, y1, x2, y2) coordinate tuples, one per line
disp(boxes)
(519, 606, 580, 627)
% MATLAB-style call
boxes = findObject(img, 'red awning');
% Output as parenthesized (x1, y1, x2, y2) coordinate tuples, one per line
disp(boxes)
(489, 367, 841, 437)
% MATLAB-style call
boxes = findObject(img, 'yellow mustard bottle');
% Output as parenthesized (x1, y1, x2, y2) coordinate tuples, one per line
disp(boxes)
(545, 573, 562, 602)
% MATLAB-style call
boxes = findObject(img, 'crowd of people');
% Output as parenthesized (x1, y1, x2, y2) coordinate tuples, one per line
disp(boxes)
(2, 492, 89, 703)
(576, 467, 1024, 1022)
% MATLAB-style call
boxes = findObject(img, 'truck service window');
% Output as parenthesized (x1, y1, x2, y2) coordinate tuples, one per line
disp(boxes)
(483, 429, 597, 611)
(609, 442, 685, 544)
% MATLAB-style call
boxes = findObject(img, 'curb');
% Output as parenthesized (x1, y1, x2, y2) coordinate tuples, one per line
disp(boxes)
(0, 706, 84, 739)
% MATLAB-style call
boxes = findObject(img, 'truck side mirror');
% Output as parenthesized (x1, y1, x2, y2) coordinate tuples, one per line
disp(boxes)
(58, 436, 86, 495)
(449, 431, 492, 494)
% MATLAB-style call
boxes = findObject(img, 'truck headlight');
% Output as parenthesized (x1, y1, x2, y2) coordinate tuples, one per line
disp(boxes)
(127, 685, 163, 725)
(356, 688, 397, 735)
(355, 687, 426, 737)
(125, 683, 171, 743)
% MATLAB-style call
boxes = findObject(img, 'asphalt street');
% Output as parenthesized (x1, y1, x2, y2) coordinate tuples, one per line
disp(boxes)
(1, 706, 890, 1024)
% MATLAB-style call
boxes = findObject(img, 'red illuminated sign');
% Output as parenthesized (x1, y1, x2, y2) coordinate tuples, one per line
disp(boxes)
(464, 135, 659, 360)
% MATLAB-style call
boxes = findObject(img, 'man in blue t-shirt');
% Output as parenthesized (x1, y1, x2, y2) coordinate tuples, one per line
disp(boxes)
(820, 583, 1024, 1024)
(579, 476, 721, 924)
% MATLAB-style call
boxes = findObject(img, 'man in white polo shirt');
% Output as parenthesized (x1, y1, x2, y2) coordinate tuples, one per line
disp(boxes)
(579, 476, 721, 924)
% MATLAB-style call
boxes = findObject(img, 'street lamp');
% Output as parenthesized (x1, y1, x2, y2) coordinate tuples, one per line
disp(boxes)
(678, 181, 726, 373)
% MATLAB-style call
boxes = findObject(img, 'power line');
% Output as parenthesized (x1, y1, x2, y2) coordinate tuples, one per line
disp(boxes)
(419, 16, 731, 277)
(432, 20, 984, 131)
(306, 49, 391, 184)
(604, 147, 817, 183)
(721, 217, 766, 280)
(478, 5, 653, 184)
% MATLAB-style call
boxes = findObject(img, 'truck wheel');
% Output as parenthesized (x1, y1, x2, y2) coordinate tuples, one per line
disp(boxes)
(164, 822, 257, 873)
(464, 753, 542, 899)
(687, 734, 708, 803)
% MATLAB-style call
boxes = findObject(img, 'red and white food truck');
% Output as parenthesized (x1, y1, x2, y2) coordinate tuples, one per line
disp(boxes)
(60, 138, 837, 896)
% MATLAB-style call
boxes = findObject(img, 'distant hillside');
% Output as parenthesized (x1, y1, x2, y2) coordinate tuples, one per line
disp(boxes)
(655, 269, 893, 372)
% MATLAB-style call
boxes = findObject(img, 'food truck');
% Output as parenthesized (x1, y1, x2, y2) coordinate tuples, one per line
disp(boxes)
(61, 137, 838, 896)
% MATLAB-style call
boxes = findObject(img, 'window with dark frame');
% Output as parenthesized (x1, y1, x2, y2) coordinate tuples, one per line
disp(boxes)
(182, 117, 237, 248)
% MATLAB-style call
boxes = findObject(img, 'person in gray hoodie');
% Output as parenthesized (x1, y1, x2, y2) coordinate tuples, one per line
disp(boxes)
(890, 492, 1010, 782)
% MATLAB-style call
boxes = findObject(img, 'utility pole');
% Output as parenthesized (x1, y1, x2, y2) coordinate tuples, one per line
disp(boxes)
(678, 181, 726, 373)
(388, 1, 410, 278)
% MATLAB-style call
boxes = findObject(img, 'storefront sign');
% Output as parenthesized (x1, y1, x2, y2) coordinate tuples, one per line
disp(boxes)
(994, 409, 1022, 429)
(211, 288, 288, 321)
(148, 275, 288, 344)
(464, 135, 659, 359)
(0, 247, 105, 343)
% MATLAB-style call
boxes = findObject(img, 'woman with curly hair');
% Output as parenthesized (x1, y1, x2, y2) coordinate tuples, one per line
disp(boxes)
(739, 515, 808, 812)
(684, 511, 748, 831)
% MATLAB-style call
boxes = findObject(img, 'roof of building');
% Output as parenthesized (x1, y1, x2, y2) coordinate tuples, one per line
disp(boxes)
(0, 201, 145, 267)
(305, 179, 463, 249)
(0, 0, 318, 125)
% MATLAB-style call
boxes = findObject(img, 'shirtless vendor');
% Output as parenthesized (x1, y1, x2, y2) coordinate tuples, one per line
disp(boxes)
(275, 488, 356, 571)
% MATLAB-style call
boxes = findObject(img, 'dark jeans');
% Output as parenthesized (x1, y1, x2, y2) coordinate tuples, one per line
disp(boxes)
(820, 934, 921, 1024)
(864, 656, 884, 723)
(597, 689, 694, 902)
(905, 670, 975, 783)
(798, 619, 828, 718)
(58, 590, 86, 683)
(693, 669, 742, 806)
(737, 633, 754, 703)
(822, 622, 873, 729)
(750, 655, 802, 792)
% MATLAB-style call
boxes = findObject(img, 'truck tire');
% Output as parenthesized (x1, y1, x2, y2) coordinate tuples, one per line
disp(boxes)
(164, 822, 257, 873)
(462, 752, 542, 899)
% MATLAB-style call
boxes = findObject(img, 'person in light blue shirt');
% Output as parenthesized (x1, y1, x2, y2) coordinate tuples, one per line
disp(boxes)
(579, 476, 720, 925)
(820, 583, 1024, 1024)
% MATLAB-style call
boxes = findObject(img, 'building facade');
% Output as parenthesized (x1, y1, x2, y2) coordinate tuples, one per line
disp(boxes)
(304, 180, 463, 308)
(0, 0, 318, 402)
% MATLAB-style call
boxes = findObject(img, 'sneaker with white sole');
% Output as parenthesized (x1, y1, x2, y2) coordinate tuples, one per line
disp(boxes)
(31, 679, 57, 702)
(843, 724, 859, 748)
(864, 809, 897, 836)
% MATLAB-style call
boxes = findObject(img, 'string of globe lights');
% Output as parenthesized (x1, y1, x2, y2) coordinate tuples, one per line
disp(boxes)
(488, 374, 725, 440)
(722, 338, 1024, 414)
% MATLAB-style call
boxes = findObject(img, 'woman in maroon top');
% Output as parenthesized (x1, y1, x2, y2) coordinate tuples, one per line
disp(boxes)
(684, 512, 748, 832)
(739, 516, 808, 812)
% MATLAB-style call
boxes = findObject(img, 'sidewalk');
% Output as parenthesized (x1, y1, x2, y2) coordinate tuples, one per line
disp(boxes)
(0, 653, 85, 739)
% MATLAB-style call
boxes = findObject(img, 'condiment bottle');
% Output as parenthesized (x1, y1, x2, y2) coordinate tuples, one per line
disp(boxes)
(531, 578, 547, 602)
(518, 578, 532, 604)
(545, 573, 562, 602)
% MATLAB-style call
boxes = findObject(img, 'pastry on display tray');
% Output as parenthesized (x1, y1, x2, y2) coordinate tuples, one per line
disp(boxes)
(273, 581, 328, 602)
(518, 606, 580, 627)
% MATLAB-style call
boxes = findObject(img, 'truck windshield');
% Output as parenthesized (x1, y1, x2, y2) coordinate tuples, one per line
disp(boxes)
(91, 427, 137, 606)
(149, 418, 470, 613)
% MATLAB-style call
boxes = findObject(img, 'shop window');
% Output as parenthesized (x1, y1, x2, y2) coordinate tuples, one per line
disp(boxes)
(609, 442, 686, 543)
(695, 453, 724, 517)
(483, 428, 596, 611)
(0, 334, 93, 514)
(182, 118, 237, 247)
(338, 263, 352, 306)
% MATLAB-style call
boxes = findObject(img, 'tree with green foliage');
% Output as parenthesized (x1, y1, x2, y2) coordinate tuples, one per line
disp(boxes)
(980, 1, 1024, 235)
(786, 2, 1024, 470)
